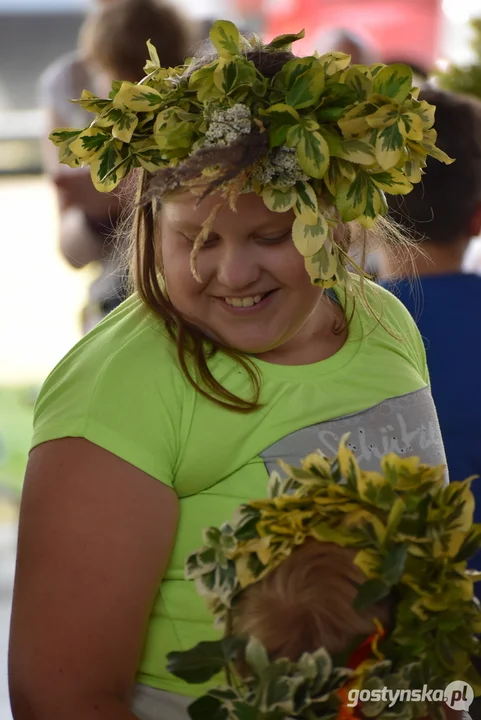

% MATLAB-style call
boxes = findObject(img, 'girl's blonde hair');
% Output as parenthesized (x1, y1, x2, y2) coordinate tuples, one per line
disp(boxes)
(231, 539, 391, 663)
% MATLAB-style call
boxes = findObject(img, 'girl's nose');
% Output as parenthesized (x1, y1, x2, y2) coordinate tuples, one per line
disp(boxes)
(215, 243, 261, 290)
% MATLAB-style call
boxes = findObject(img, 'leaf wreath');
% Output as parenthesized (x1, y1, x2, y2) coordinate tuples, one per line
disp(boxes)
(50, 21, 453, 287)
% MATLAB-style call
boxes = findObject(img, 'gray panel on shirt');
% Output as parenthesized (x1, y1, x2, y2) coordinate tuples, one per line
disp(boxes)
(260, 387, 447, 479)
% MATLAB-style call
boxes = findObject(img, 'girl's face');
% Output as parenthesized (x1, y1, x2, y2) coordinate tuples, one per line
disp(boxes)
(160, 191, 326, 355)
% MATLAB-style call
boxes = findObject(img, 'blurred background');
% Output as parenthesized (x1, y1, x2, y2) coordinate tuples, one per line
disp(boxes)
(1, 0, 481, 717)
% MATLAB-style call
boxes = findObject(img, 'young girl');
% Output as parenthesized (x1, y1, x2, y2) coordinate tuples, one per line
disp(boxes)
(9, 21, 453, 720)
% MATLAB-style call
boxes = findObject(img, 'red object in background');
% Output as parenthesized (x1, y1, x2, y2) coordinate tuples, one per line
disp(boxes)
(263, 0, 442, 72)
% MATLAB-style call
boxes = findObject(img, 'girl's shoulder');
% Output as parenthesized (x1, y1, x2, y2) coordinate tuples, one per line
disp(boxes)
(348, 277, 429, 384)
(31, 296, 187, 487)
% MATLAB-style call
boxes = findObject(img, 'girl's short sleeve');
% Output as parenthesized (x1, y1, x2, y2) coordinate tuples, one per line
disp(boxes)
(31, 315, 185, 488)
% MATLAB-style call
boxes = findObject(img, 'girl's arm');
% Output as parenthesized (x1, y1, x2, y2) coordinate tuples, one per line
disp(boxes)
(9, 437, 179, 719)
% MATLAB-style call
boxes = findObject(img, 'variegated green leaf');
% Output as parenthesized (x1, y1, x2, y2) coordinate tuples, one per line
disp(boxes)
(338, 101, 378, 138)
(70, 89, 111, 113)
(359, 176, 388, 228)
(262, 187, 297, 213)
(323, 158, 354, 197)
(213, 57, 237, 93)
(373, 63, 413, 104)
(108, 80, 122, 100)
(145, 39, 160, 69)
(292, 214, 328, 256)
(209, 20, 243, 58)
(111, 110, 138, 143)
(335, 175, 368, 222)
(375, 121, 405, 170)
(369, 62, 385, 78)
(421, 134, 455, 165)
(318, 51, 351, 76)
(49, 127, 81, 147)
(337, 138, 376, 165)
(89, 140, 129, 191)
(113, 82, 163, 112)
(341, 66, 373, 101)
(305, 244, 338, 285)
(260, 103, 299, 147)
(274, 57, 316, 94)
(57, 141, 82, 168)
(370, 168, 413, 195)
(265, 29, 305, 51)
(286, 66, 325, 109)
(154, 107, 194, 152)
(296, 127, 330, 179)
(414, 99, 435, 129)
(69, 127, 110, 160)
(293, 181, 318, 224)
(366, 104, 399, 129)
(399, 112, 423, 141)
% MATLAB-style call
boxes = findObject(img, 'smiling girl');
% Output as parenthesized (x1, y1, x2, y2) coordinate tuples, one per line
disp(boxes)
(9, 22, 453, 720)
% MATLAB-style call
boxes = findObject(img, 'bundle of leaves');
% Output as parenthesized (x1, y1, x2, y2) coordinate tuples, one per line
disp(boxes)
(167, 636, 451, 720)
(185, 438, 481, 696)
(49, 20, 452, 288)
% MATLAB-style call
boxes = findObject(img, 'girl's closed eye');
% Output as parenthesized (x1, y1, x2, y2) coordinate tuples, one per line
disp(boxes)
(180, 232, 219, 247)
(257, 230, 292, 244)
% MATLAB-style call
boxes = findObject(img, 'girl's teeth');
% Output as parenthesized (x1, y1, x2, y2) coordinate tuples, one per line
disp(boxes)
(225, 294, 264, 308)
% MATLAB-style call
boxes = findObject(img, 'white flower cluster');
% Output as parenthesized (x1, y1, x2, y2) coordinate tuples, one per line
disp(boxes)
(204, 104, 252, 147)
(251, 146, 309, 187)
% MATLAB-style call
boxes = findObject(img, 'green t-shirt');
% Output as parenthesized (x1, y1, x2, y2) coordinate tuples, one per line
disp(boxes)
(31, 281, 446, 698)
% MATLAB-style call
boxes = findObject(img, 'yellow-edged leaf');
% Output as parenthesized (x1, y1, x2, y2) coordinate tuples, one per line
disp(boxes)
(401, 112, 423, 141)
(70, 89, 111, 113)
(354, 549, 381, 578)
(305, 243, 338, 284)
(89, 140, 128, 192)
(57, 141, 82, 168)
(373, 63, 413, 104)
(338, 101, 377, 138)
(366, 104, 399, 129)
(335, 176, 367, 222)
(338, 138, 376, 165)
(301, 452, 331, 477)
(292, 215, 328, 257)
(341, 66, 373, 101)
(209, 19, 243, 58)
(113, 82, 163, 112)
(146, 39, 160, 68)
(293, 181, 318, 224)
(370, 168, 413, 195)
(338, 440, 361, 484)
(262, 187, 297, 213)
(68, 127, 110, 160)
(295, 128, 330, 179)
(375, 121, 405, 170)
(286, 66, 325, 109)
(318, 51, 351, 76)
(415, 99, 436, 129)
(111, 110, 138, 143)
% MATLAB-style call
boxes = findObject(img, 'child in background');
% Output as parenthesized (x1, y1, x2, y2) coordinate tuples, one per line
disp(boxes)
(40, 0, 197, 331)
(380, 88, 481, 523)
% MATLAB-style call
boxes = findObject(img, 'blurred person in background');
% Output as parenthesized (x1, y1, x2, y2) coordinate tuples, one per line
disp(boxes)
(313, 28, 378, 65)
(380, 87, 481, 516)
(40, 0, 196, 333)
